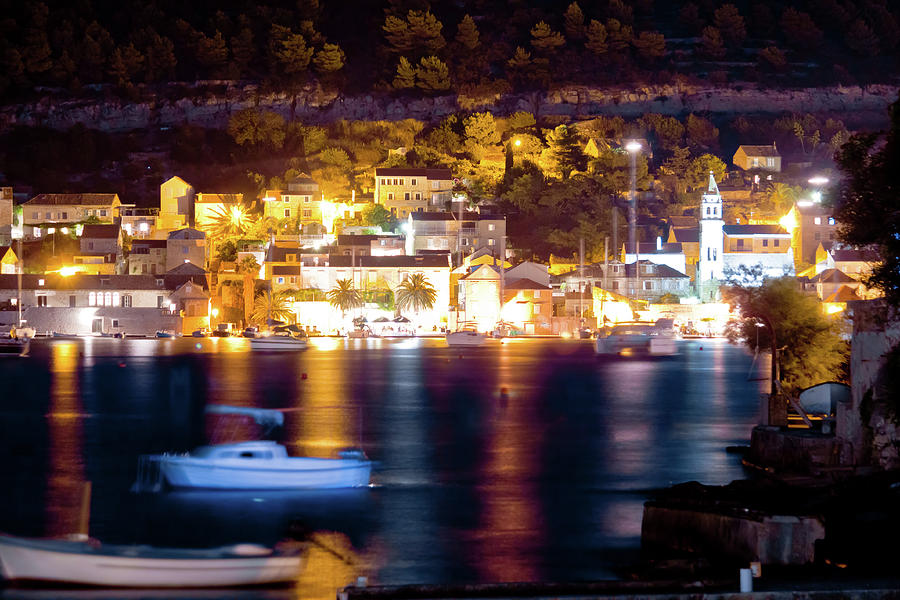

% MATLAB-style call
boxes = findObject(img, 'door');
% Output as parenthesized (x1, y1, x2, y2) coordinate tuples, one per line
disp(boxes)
(91, 318, 103, 334)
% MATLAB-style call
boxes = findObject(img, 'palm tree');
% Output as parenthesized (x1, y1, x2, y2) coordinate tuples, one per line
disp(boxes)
(251, 288, 298, 325)
(239, 256, 260, 325)
(766, 182, 799, 217)
(326, 278, 363, 318)
(202, 203, 254, 241)
(395, 273, 437, 315)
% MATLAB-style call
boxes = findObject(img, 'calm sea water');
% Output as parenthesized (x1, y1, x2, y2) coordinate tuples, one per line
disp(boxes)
(0, 336, 768, 599)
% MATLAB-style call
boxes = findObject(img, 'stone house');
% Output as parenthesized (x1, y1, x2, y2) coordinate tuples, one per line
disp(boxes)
(158, 176, 193, 231)
(0, 245, 18, 274)
(374, 168, 453, 218)
(733, 143, 782, 172)
(407, 211, 505, 256)
(129, 239, 168, 274)
(22, 193, 121, 226)
(74, 224, 122, 274)
(166, 228, 206, 272)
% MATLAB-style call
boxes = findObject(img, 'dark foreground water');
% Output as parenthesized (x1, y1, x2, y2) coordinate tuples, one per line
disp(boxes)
(0, 336, 768, 599)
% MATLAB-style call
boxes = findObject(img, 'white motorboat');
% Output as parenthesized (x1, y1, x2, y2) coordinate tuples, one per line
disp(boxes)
(446, 330, 486, 347)
(595, 319, 678, 357)
(136, 441, 371, 491)
(0, 532, 304, 588)
(250, 334, 308, 351)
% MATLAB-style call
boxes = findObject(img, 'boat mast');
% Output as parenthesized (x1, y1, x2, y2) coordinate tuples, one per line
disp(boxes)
(16, 236, 22, 327)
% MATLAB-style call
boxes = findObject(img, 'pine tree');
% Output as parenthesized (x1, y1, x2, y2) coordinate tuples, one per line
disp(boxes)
(275, 33, 313, 75)
(455, 14, 480, 50)
(713, 4, 746, 49)
(700, 26, 725, 59)
(564, 3, 586, 41)
(530, 21, 565, 52)
(632, 31, 665, 63)
(546, 125, 586, 178)
(415, 56, 449, 93)
(393, 56, 416, 89)
(585, 20, 608, 56)
(230, 28, 255, 77)
(313, 43, 345, 73)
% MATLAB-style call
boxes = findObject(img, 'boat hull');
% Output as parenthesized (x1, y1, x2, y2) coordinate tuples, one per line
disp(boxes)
(159, 457, 371, 490)
(446, 331, 485, 347)
(249, 337, 308, 351)
(0, 535, 303, 588)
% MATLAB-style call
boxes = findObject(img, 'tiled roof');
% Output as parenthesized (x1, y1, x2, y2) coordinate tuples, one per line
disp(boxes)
(723, 224, 789, 236)
(824, 285, 861, 303)
(668, 216, 698, 229)
(24, 193, 118, 206)
(736, 144, 780, 157)
(362, 255, 450, 268)
(81, 224, 120, 239)
(814, 268, 857, 284)
(504, 277, 551, 290)
(833, 248, 879, 262)
(168, 228, 205, 240)
(618, 261, 689, 279)
(375, 168, 452, 179)
(671, 228, 699, 243)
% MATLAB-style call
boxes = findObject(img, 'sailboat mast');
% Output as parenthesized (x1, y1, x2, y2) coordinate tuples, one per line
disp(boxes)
(16, 237, 22, 327)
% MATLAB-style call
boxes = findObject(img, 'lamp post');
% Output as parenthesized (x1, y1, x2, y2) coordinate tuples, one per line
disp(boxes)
(625, 141, 642, 299)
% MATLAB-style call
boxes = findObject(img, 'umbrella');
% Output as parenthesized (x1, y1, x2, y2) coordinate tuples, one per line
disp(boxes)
(373, 317, 390, 322)
(274, 324, 304, 333)
(392, 316, 411, 323)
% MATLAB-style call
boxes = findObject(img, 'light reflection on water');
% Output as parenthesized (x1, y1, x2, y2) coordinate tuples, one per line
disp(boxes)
(0, 337, 767, 598)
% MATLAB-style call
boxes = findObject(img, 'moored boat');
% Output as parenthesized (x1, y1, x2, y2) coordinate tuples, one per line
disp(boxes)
(155, 330, 178, 338)
(136, 440, 371, 491)
(0, 532, 304, 588)
(250, 335, 308, 351)
(446, 330, 486, 346)
(595, 318, 678, 357)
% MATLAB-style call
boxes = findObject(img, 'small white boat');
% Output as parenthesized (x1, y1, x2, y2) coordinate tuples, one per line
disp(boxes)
(446, 330, 486, 347)
(595, 319, 678, 357)
(250, 334, 308, 351)
(0, 338, 29, 357)
(137, 441, 371, 490)
(0, 532, 304, 588)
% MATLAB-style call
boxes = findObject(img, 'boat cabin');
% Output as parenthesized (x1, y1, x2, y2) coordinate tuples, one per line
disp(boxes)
(191, 441, 289, 460)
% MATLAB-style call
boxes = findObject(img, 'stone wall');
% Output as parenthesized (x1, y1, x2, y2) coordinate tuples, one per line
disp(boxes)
(1, 83, 896, 133)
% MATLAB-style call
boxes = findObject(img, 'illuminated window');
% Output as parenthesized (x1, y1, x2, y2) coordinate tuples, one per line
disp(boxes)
(276, 277, 285, 284)
(828, 217, 836, 225)
(89, 292, 96, 306)
(105, 292, 112, 306)
(488, 238, 495, 246)
(488, 224, 496, 231)
(113, 292, 120, 306)
(814, 217, 821, 225)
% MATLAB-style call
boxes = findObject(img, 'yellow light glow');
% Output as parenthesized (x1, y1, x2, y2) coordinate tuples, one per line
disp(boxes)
(211, 308, 220, 318)
(779, 207, 798, 234)
(58, 266, 79, 277)
(824, 303, 845, 315)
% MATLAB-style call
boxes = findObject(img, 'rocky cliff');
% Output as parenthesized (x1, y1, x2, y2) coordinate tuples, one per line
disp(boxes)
(1, 83, 897, 132)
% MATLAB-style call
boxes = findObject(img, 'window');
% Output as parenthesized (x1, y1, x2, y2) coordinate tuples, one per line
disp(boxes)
(488, 238, 495, 246)
(411, 178, 417, 186)
(89, 292, 96, 306)
(381, 178, 386, 185)
(303, 196, 311, 203)
(276, 277, 285, 284)
(643, 281, 652, 290)
(287, 254, 296, 262)
(706, 207, 710, 215)
(37, 296, 48, 307)
(763, 239, 768, 247)
(121, 294, 132, 307)
(112, 319, 119, 328)
(302, 209, 311, 218)
(113, 292, 120, 306)
(104, 292, 112, 306)
(828, 217, 836, 225)
(88, 242, 94, 250)
(387, 193, 394, 200)
(404, 192, 410, 201)
(488, 224, 496, 231)
(534, 290, 541, 299)
(100, 210, 107, 217)
(461, 237, 469, 246)
(414, 193, 421, 200)
(612, 281, 619, 290)
(45, 212, 51, 219)
(432, 181, 439, 189)
(157, 296, 165, 308)
(399, 179, 404, 185)
(289, 276, 296, 284)
(766, 157, 775, 167)
(32, 211, 38, 219)
(61, 212, 68, 219)
(774, 239, 780, 247)
(814, 217, 822, 225)
(736, 239, 744, 248)
(814, 232, 821, 240)
(284, 209, 291, 218)
(69, 295, 76, 307)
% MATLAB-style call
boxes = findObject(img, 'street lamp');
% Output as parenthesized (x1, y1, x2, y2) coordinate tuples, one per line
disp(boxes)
(625, 141, 642, 298)
(808, 175, 829, 204)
